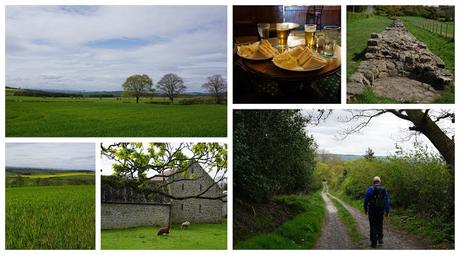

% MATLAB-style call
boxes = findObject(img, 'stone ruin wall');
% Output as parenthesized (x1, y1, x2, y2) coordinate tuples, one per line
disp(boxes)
(348, 19, 453, 97)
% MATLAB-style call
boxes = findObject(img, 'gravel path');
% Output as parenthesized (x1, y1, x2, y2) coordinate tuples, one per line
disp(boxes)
(328, 193, 430, 249)
(315, 190, 354, 249)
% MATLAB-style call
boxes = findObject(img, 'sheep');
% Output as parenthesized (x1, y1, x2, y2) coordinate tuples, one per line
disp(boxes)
(157, 226, 170, 236)
(181, 221, 190, 229)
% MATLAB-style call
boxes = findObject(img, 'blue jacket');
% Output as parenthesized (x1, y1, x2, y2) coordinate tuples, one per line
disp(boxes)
(364, 184, 390, 213)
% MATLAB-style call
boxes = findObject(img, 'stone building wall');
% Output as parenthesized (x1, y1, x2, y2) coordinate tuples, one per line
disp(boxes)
(169, 163, 224, 224)
(101, 203, 170, 229)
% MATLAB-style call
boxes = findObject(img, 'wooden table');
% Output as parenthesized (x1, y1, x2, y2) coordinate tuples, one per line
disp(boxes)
(234, 36, 341, 82)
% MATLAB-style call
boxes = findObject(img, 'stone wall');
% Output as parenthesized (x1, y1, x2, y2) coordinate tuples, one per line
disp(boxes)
(101, 202, 170, 229)
(348, 19, 453, 99)
(169, 163, 224, 224)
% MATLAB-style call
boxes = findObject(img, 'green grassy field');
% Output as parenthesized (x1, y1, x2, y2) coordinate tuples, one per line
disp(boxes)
(101, 221, 227, 249)
(234, 192, 324, 249)
(6, 185, 95, 249)
(403, 16, 454, 38)
(6, 96, 227, 137)
(347, 15, 393, 78)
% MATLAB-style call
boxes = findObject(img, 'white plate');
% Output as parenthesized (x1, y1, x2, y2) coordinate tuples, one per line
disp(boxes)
(237, 42, 274, 61)
(272, 54, 328, 72)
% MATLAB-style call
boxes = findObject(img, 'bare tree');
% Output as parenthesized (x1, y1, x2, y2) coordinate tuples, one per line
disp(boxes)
(339, 109, 455, 171)
(202, 75, 227, 103)
(101, 142, 227, 200)
(156, 73, 186, 102)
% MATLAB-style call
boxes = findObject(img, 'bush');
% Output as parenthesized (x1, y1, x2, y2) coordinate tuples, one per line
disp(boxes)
(339, 148, 453, 222)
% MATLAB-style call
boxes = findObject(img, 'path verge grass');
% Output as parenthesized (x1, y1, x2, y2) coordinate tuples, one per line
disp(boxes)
(235, 191, 324, 249)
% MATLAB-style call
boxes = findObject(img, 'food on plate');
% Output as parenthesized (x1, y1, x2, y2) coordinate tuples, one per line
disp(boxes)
(273, 46, 327, 71)
(238, 42, 259, 58)
(273, 53, 301, 70)
(258, 40, 279, 57)
(238, 40, 279, 59)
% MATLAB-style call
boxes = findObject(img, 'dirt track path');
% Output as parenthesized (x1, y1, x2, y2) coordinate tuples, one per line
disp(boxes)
(315, 188, 354, 249)
(328, 193, 430, 249)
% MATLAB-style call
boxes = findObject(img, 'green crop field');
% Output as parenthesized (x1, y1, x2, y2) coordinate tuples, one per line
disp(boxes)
(6, 96, 227, 137)
(101, 221, 227, 249)
(6, 185, 95, 249)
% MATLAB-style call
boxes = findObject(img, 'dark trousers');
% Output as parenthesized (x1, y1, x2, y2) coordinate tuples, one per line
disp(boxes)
(368, 207, 384, 243)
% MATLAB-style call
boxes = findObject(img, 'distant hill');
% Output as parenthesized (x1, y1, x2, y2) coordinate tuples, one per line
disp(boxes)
(318, 153, 387, 162)
(6, 166, 94, 173)
(6, 86, 212, 98)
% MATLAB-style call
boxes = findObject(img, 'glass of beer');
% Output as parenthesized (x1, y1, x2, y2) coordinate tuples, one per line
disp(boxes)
(257, 23, 270, 40)
(304, 24, 316, 50)
(276, 23, 290, 51)
(323, 26, 340, 57)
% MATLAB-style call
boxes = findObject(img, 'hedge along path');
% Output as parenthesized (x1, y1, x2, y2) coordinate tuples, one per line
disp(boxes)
(315, 184, 353, 249)
(328, 193, 430, 249)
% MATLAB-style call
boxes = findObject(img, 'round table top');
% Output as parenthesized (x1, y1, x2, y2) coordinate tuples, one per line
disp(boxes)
(235, 36, 341, 82)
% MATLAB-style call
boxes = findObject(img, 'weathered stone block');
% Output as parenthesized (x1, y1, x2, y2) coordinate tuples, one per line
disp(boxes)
(371, 32, 380, 39)
(368, 39, 379, 46)
(347, 82, 365, 95)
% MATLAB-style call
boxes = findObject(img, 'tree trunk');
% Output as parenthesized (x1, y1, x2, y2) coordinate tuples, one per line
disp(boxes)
(136, 96, 139, 103)
(404, 110, 455, 172)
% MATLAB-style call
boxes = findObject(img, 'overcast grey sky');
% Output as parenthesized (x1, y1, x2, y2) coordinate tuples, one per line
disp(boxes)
(6, 143, 95, 170)
(307, 110, 452, 156)
(6, 6, 227, 92)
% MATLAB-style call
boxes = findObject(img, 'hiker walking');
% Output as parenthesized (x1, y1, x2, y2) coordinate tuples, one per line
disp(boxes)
(364, 176, 390, 248)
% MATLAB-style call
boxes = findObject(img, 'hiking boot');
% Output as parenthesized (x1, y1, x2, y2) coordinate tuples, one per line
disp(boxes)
(378, 239, 384, 245)
(371, 242, 377, 248)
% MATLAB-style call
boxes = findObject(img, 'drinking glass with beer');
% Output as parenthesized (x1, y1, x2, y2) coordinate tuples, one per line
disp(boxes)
(276, 23, 290, 51)
(257, 23, 270, 40)
(304, 24, 316, 50)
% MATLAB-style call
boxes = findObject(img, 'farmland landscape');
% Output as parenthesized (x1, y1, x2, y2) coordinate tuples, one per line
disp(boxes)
(6, 143, 95, 250)
(6, 6, 227, 137)
(6, 88, 227, 137)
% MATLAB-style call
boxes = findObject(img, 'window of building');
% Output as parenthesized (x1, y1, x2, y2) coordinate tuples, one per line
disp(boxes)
(181, 204, 184, 211)
(199, 204, 202, 213)
(181, 183, 184, 191)
(199, 184, 202, 191)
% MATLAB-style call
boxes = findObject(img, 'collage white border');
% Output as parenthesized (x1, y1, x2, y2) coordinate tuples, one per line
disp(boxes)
(0, 0, 458, 254)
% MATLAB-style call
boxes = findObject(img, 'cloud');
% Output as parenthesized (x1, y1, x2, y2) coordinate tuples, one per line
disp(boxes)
(6, 143, 95, 170)
(307, 110, 450, 156)
(6, 6, 227, 92)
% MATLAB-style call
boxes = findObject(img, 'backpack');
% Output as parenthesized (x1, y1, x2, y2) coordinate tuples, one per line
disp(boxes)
(369, 185, 386, 209)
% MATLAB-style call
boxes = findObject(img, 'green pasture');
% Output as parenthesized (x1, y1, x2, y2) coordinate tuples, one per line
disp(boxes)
(6, 185, 95, 249)
(6, 96, 227, 137)
(101, 221, 227, 249)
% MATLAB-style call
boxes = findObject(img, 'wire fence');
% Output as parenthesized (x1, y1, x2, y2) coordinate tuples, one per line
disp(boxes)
(405, 18, 454, 41)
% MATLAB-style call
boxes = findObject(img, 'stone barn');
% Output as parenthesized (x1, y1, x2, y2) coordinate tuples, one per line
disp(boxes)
(101, 163, 225, 229)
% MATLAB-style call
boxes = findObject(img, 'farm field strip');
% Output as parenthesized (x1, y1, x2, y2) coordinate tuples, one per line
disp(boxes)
(6, 185, 95, 249)
(6, 96, 227, 137)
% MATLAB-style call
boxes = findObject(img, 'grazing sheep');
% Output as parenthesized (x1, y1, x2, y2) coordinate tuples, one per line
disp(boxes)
(181, 221, 191, 229)
(157, 226, 170, 236)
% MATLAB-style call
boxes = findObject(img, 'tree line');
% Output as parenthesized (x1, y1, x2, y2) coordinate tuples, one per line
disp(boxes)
(122, 73, 227, 104)
(348, 6, 455, 21)
(234, 110, 317, 203)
